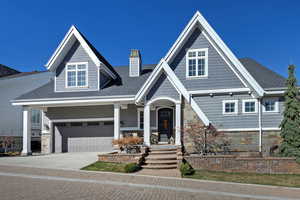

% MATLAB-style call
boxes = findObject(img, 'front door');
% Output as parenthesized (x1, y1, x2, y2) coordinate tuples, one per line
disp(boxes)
(158, 108, 173, 143)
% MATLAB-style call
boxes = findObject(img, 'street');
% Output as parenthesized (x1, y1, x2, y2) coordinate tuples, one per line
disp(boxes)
(0, 165, 299, 200)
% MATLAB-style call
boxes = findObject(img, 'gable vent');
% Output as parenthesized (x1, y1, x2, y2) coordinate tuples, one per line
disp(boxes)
(129, 49, 142, 77)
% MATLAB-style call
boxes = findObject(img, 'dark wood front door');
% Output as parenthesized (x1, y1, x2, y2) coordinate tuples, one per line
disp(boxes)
(158, 108, 173, 143)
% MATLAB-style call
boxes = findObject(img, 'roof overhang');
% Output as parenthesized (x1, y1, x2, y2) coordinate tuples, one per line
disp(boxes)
(11, 95, 135, 107)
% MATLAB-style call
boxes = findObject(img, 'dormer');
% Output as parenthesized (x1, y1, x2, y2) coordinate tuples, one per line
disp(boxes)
(45, 25, 120, 92)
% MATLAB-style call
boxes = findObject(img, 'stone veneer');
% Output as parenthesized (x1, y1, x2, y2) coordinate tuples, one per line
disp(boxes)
(41, 134, 52, 154)
(182, 99, 282, 155)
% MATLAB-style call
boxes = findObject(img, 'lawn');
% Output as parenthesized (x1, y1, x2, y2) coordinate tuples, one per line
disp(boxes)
(184, 170, 300, 188)
(81, 161, 128, 173)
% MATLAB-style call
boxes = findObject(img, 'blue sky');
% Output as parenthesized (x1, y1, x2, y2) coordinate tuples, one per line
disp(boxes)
(0, 0, 299, 78)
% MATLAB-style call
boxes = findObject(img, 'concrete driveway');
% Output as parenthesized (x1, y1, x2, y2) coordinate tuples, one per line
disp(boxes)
(0, 152, 99, 170)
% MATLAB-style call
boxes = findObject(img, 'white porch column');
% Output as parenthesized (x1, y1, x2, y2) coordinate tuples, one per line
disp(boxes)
(114, 104, 120, 140)
(143, 104, 151, 146)
(21, 107, 32, 155)
(175, 102, 181, 146)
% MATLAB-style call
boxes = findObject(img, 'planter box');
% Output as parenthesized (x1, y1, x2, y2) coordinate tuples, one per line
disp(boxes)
(98, 152, 143, 164)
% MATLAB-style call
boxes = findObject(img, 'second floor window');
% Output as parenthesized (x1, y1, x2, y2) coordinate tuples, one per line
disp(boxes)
(186, 48, 208, 78)
(66, 62, 88, 87)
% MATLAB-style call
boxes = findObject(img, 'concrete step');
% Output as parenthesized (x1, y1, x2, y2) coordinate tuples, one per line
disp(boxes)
(146, 154, 177, 160)
(149, 151, 177, 155)
(150, 145, 178, 150)
(142, 164, 178, 169)
(145, 160, 177, 165)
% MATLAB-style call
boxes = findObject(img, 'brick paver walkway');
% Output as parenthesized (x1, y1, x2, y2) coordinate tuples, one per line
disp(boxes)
(0, 165, 299, 200)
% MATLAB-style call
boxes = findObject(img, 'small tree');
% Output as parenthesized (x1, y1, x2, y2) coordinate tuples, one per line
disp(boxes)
(279, 65, 300, 162)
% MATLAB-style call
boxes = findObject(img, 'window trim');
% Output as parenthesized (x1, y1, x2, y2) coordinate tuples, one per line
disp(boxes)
(137, 108, 144, 129)
(242, 99, 258, 114)
(222, 100, 238, 115)
(186, 48, 208, 78)
(262, 98, 279, 113)
(65, 62, 88, 88)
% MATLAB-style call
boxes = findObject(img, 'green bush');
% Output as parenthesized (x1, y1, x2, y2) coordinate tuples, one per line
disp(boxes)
(180, 162, 195, 176)
(124, 163, 140, 173)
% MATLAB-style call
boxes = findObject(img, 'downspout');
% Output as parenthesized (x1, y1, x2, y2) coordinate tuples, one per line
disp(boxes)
(258, 98, 262, 153)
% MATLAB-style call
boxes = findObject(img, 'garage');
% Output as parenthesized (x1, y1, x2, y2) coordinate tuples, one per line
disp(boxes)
(53, 121, 114, 153)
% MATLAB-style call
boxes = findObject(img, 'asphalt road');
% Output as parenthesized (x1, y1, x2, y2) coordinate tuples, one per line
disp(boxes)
(0, 165, 299, 200)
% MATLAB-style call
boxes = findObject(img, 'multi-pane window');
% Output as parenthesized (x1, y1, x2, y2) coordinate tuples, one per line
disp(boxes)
(31, 109, 40, 125)
(223, 100, 238, 114)
(243, 100, 257, 113)
(138, 109, 144, 129)
(66, 63, 88, 87)
(263, 99, 278, 112)
(186, 48, 208, 77)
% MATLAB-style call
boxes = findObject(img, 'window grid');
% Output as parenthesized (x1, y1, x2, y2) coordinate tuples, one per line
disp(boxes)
(66, 63, 88, 87)
(187, 49, 208, 77)
(225, 103, 235, 113)
(264, 99, 278, 112)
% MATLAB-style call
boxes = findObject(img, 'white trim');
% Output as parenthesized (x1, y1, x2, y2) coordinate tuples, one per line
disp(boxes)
(65, 62, 88, 88)
(242, 99, 258, 114)
(189, 88, 250, 95)
(262, 97, 279, 113)
(12, 97, 135, 106)
(185, 48, 208, 78)
(222, 100, 238, 115)
(265, 91, 285, 95)
(258, 98, 262, 153)
(219, 127, 280, 132)
(51, 118, 113, 123)
(147, 96, 181, 106)
(164, 11, 265, 96)
(46, 26, 100, 71)
(120, 127, 157, 131)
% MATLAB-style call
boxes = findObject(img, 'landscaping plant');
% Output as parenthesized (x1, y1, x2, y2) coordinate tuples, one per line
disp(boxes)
(124, 163, 140, 173)
(180, 161, 195, 177)
(112, 136, 143, 153)
(280, 65, 300, 163)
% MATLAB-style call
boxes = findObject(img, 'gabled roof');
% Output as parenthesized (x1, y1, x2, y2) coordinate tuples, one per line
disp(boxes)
(239, 58, 286, 89)
(163, 11, 265, 96)
(45, 25, 120, 80)
(0, 64, 19, 78)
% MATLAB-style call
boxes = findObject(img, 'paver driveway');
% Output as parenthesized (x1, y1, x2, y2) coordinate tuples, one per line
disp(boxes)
(0, 152, 98, 170)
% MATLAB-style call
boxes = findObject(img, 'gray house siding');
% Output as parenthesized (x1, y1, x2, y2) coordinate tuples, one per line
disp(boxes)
(193, 94, 284, 129)
(170, 28, 245, 91)
(0, 72, 52, 137)
(146, 73, 180, 101)
(55, 41, 99, 92)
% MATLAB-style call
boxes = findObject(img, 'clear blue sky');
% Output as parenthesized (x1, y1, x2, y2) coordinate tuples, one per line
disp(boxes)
(0, 0, 299, 78)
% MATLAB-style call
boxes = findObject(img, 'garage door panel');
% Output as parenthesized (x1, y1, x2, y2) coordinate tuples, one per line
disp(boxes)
(54, 122, 114, 153)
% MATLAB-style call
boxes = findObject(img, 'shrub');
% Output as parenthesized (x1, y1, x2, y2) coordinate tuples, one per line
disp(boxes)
(112, 136, 143, 153)
(124, 163, 140, 173)
(180, 162, 195, 176)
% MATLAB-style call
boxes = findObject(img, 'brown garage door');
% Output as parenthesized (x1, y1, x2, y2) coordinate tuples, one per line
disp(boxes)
(54, 121, 114, 153)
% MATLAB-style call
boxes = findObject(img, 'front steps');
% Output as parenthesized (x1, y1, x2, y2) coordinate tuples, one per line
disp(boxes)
(142, 145, 180, 169)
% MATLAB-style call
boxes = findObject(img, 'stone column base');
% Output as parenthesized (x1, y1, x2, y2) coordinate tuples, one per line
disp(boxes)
(41, 134, 52, 154)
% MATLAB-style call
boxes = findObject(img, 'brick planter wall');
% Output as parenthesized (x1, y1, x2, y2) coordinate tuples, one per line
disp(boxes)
(98, 153, 143, 164)
(184, 155, 300, 174)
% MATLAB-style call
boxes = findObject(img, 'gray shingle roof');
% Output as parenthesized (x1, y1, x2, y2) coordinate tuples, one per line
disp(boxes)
(0, 64, 20, 78)
(14, 58, 287, 102)
(14, 65, 155, 101)
(239, 58, 286, 89)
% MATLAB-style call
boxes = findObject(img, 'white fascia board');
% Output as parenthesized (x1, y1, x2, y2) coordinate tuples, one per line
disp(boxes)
(265, 91, 285, 95)
(46, 25, 101, 72)
(189, 88, 250, 95)
(135, 59, 165, 102)
(219, 127, 280, 132)
(12, 97, 135, 106)
(51, 118, 114, 123)
(163, 11, 265, 97)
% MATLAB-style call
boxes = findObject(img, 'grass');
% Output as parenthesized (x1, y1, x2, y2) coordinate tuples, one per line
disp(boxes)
(184, 170, 300, 188)
(81, 161, 129, 173)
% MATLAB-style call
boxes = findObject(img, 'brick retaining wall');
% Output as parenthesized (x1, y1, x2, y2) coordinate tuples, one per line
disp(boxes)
(98, 153, 142, 164)
(184, 155, 300, 174)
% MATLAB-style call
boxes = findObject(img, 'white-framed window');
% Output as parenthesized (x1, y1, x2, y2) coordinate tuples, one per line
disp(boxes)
(263, 98, 279, 113)
(186, 48, 208, 78)
(222, 100, 238, 115)
(66, 62, 88, 87)
(242, 99, 257, 113)
(137, 108, 144, 129)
